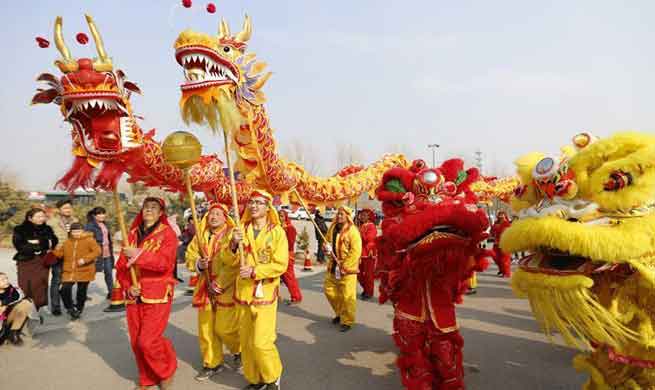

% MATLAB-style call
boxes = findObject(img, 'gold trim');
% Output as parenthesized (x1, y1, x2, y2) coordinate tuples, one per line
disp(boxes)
(426, 280, 459, 333)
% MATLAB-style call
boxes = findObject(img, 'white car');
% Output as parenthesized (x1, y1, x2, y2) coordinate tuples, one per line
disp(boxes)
(288, 209, 310, 220)
(323, 208, 337, 221)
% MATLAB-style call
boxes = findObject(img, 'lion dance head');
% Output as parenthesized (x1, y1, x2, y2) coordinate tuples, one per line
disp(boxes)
(502, 131, 655, 388)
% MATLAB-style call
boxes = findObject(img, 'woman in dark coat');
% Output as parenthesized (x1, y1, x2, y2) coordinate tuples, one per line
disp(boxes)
(12, 208, 58, 310)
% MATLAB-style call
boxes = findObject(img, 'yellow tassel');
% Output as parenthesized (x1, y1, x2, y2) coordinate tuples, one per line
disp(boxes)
(573, 355, 611, 390)
(512, 269, 639, 349)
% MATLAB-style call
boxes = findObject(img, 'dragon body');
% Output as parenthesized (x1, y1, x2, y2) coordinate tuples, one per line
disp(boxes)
(501, 132, 655, 389)
(34, 14, 514, 210)
(174, 16, 408, 206)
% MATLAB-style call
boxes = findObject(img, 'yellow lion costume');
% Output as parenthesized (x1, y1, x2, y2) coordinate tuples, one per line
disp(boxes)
(500, 131, 655, 389)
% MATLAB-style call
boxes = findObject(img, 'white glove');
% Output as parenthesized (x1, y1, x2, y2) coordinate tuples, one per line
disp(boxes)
(324, 243, 333, 254)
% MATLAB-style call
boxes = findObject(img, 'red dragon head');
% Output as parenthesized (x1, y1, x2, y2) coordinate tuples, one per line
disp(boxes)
(375, 158, 491, 303)
(32, 15, 145, 190)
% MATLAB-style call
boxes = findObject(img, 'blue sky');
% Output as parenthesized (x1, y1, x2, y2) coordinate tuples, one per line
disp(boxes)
(1, 0, 654, 189)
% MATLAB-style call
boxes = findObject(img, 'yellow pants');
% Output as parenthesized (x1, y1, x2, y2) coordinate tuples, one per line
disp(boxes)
(197, 305, 241, 368)
(324, 273, 357, 326)
(238, 302, 283, 384)
(469, 273, 477, 289)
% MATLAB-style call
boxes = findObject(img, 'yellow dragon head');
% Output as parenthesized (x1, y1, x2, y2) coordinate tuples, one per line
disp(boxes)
(501, 131, 655, 353)
(174, 15, 270, 133)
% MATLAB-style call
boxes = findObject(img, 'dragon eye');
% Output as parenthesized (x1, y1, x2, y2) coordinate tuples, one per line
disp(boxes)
(223, 46, 231, 53)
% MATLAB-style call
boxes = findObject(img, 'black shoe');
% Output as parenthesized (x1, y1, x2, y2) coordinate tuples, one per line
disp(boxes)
(86, 296, 92, 301)
(466, 288, 477, 295)
(176, 277, 184, 283)
(264, 383, 279, 390)
(232, 353, 242, 370)
(69, 309, 81, 320)
(51, 308, 62, 316)
(194, 365, 223, 381)
(9, 330, 23, 346)
(331, 316, 341, 325)
(242, 384, 265, 390)
(340, 324, 352, 332)
(106, 293, 111, 300)
(103, 304, 125, 313)
(360, 293, 371, 301)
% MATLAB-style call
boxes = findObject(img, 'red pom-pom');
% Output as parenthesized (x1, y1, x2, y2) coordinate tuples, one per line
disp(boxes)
(182, 0, 192, 8)
(76, 33, 89, 45)
(36, 37, 50, 48)
(206, 3, 216, 13)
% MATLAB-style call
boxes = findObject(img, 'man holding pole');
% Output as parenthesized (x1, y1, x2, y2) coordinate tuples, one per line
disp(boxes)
(185, 203, 242, 381)
(229, 190, 288, 390)
(323, 206, 362, 332)
(115, 197, 178, 390)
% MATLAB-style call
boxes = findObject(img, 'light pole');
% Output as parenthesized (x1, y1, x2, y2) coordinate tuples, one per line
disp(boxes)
(427, 144, 440, 167)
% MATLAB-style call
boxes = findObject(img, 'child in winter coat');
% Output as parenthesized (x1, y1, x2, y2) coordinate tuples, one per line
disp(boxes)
(52, 223, 101, 320)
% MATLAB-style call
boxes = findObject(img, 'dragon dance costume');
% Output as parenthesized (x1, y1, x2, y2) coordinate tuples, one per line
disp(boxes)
(490, 212, 512, 277)
(231, 190, 288, 387)
(357, 209, 378, 299)
(324, 206, 363, 330)
(115, 198, 178, 388)
(185, 203, 241, 374)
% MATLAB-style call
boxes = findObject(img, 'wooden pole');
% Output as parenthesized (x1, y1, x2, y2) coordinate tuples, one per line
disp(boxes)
(183, 170, 216, 307)
(291, 188, 338, 263)
(112, 190, 138, 287)
(222, 131, 246, 268)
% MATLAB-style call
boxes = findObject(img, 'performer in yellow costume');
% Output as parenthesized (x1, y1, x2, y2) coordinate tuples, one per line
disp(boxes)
(186, 203, 242, 381)
(229, 190, 288, 390)
(323, 206, 362, 332)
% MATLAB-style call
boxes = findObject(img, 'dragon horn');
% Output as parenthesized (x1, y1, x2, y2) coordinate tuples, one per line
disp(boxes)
(219, 18, 231, 39)
(234, 14, 252, 44)
(85, 14, 113, 71)
(54, 17, 78, 73)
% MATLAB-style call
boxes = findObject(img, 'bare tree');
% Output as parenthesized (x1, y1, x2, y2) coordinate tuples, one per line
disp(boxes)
(281, 139, 320, 175)
(335, 142, 364, 170)
(0, 165, 21, 188)
(384, 143, 415, 158)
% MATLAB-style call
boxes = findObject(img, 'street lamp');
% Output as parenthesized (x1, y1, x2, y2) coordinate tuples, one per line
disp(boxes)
(427, 144, 440, 167)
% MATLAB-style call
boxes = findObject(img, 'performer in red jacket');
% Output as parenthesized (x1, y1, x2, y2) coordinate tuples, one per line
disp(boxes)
(490, 211, 512, 277)
(279, 210, 302, 305)
(356, 208, 377, 300)
(116, 197, 178, 390)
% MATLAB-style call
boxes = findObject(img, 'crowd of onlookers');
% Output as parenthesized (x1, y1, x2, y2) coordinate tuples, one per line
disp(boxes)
(1, 200, 120, 345)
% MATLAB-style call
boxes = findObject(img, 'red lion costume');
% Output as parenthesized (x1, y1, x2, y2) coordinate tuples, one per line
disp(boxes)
(375, 159, 490, 390)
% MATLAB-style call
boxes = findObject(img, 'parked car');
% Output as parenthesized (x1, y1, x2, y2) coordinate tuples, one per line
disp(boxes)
(323, 208, 337, 221)
(288, 208, 310, 220)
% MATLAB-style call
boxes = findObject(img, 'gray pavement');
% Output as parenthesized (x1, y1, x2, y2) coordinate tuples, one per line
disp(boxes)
(0, 244, 586, 390)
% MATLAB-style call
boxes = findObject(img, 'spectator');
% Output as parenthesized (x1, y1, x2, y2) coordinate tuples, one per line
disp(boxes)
(85, 207, 115, 299)
(180, 215, 196, 294)
(12, 208, 58, 312)
(53, 223, 101, 320)
(0, 272, 35, 346)
(47, 199, 78, 316)
(313, 210, 328, 264)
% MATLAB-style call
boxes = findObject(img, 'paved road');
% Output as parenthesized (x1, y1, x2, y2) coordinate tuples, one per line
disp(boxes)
(0, 246, 586, 390)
